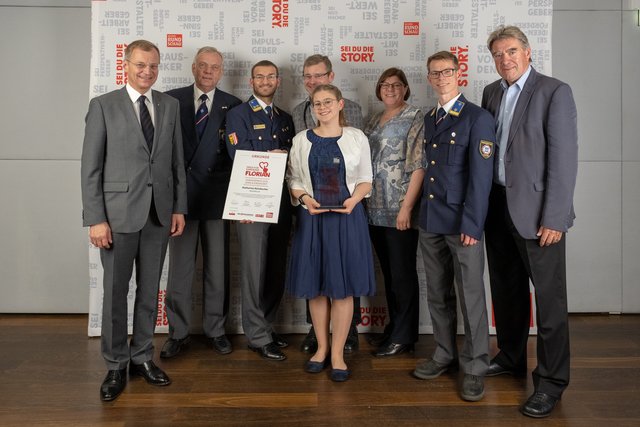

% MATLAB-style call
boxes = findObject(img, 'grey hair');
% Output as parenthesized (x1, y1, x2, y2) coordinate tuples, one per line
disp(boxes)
(487, 25, 530, 52)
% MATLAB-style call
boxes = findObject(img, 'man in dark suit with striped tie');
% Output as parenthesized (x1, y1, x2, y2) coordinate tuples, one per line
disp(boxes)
(161, 47, 242, 359)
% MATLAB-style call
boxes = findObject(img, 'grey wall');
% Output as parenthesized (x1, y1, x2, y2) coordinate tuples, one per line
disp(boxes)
(0, 0, 637, 313)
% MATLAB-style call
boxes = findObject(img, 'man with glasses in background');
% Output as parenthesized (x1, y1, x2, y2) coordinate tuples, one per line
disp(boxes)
(482, 25, 578, 418)
(412, 51, 494, 402)
(225, 60, 295, 361)
(291, 54, 364, 355)
(161, 47, 241, 360)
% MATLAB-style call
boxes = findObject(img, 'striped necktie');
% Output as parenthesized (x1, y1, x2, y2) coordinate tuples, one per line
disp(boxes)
(195, 94, 209, 140)
(138, 95, 154, 150)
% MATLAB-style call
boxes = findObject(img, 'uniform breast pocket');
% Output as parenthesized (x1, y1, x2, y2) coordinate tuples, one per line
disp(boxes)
(447, 142, 469, 165)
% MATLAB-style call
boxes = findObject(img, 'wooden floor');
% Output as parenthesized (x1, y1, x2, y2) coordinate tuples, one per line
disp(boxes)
(0, 314, 638, 426)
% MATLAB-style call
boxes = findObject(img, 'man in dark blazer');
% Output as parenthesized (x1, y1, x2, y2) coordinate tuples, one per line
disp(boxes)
(225, 60, 294, 361)
(161, 47, 241, 359)
(81, 40, 188, 402)
(412, 51, 494, 402)
(481, 26, 578, 418)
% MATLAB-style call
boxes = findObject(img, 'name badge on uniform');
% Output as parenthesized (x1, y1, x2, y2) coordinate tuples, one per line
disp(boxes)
(479, 140, 494, 159)
(253, 123, 266, 130)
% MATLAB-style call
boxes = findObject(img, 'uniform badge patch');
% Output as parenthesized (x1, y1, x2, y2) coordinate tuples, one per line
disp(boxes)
(479, 140, 494, 159)
(253, 123, 266, 130)
(228, 132, 239, 145)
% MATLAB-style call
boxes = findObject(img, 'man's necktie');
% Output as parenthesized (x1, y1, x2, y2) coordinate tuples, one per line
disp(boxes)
(435, 107, 446, 127)
(265, 105, 273, 120)
(138, 95, 154, 151)
(195, 94, 209, 140)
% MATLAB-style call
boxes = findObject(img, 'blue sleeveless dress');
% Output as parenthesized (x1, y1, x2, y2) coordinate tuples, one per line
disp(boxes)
(287, 130, 376, 299)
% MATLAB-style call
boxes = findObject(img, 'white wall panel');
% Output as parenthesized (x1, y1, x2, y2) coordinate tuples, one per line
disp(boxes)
(622, 11, 640, 161)
(556, 0, 622, 10)
(553, 10, 622, 162)
(567, 162, 622, 312)
(0, 161, 89, 312)
(0, 6, 90, 160)
(622, 162, 640, 312)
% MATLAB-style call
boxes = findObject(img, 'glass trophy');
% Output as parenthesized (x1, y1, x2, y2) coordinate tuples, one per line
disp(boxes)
(314, 155, 344, 209)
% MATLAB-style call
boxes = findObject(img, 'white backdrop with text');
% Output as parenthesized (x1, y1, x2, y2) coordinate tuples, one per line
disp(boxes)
(87, 0, 552, 337)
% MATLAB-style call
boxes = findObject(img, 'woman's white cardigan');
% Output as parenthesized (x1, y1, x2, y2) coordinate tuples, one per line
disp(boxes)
(286, 127, 373, 207)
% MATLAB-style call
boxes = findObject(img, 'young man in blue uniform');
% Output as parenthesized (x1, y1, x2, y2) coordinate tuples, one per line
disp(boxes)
(161, 47, 241, 359)
(225, 60, 295, 361)
(412, 51, 495, 402)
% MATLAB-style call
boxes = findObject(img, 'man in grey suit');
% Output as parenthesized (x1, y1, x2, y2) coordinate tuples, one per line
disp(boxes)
(81, 40, 188, 402)
(291, 54, 364, 355)
(481, 26, 578, 418)
(161, 47, 241, 359)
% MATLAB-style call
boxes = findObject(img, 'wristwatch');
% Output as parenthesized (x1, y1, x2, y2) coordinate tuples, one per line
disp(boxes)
(298, 193, 309, 206)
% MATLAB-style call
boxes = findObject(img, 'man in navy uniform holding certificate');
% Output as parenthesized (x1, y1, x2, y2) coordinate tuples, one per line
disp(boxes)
(225, 60, 295, 361)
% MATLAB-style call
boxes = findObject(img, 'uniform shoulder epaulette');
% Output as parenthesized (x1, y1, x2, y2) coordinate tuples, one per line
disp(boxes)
(249, 98, 262, 112)
(449, 99, 465, 117)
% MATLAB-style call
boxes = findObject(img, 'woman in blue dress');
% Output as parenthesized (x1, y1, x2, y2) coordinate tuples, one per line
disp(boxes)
(287, 84, 375, 382)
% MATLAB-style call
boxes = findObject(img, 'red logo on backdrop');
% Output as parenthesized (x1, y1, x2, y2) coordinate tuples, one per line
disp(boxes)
(404, 22, 420, 36)
(272, 0, 289, 28)
(115, 43, 127, 86)
(340, 46, 375, 62)
(450, 45, 469, 87)
(167, 34, 183, 47)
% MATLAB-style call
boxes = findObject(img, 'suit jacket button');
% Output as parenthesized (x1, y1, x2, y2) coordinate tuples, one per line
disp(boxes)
(430, 160, 436, 165)
(429, 177, 435, 182)
(432, 143, 437, 148)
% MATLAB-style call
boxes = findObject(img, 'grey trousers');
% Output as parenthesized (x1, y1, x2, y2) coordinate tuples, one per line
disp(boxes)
(419, 230, 489, 376)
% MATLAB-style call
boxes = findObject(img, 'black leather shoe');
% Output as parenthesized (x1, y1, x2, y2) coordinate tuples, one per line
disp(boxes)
(249, 342, 287, 361)
(130, 360, 171, 386)
(330, 368, 351, 382)
(212, 335, 233, 355)
(100, 368, 127, 402)
(367, 333, 390, 348)
(160, 336, 190, 359)
(300, 327, 318, 354)
(520, 392, 559, 418)
(344, 324, 359, 354)
(372, 342, 414, 357)
(271, 332, 289, 348)
(486, 359, 526, 377)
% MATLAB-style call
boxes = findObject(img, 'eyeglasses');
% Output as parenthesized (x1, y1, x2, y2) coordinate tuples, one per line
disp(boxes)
(252, 74, 279, 81)
(302, 72, 330, 81)
(491, 48, 520, 60)
(427, 68, 456, 79)
(312, 98, 338, 109)
(196, 62, 222, 72)
(379, 82, 405, 90)
(127, 60, 159, 71)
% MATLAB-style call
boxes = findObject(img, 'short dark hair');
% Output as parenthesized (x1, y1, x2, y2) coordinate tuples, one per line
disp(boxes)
(427, 51, 459, 71)
(124, 40, 160, 61)
(251, 60, 279, 78)
(375, 67, 410, 101)
(303, 54, 333, 73)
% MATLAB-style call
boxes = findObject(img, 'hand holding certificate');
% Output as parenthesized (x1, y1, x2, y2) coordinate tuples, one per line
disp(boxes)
(222, 150, 288, 223)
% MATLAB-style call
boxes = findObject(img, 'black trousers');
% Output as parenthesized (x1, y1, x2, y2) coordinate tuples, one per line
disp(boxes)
(369, 225, 419, 344)
(485, 185, 570, 398)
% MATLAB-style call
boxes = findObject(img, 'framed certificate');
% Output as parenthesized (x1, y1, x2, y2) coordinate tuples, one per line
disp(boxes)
(313, 155, 345, 209)
(222, 150, 288, 223)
